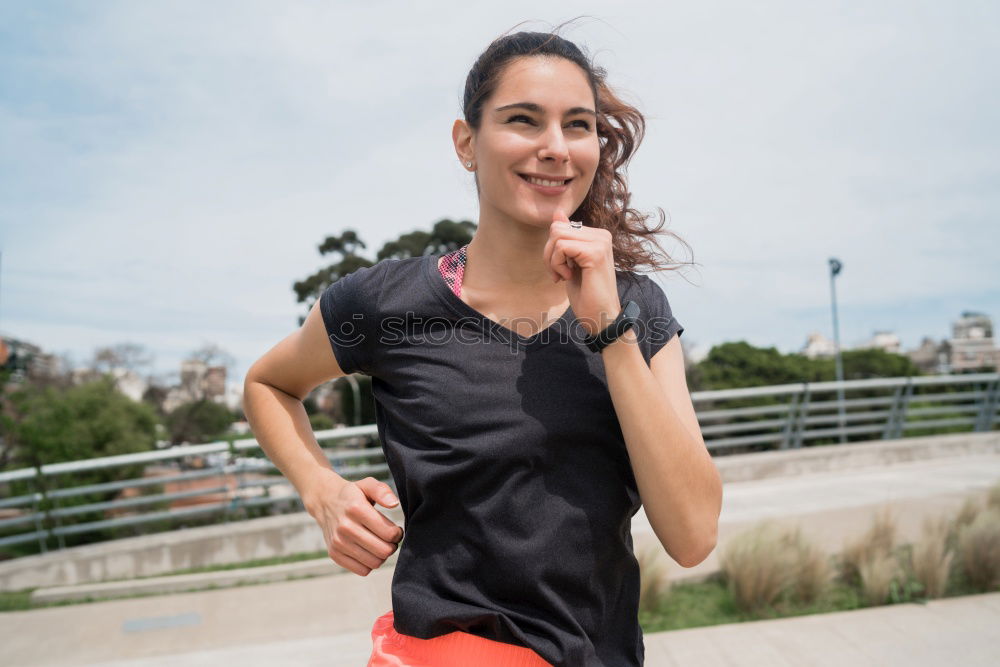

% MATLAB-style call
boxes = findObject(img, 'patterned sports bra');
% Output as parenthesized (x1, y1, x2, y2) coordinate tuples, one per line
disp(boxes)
(438, 243, 470, 298)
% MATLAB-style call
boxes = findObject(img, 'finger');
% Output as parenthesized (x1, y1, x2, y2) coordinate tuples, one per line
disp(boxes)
(550, 242, 574, 281)
(552, 207, 571, 224)
(542, 226, 563, 282)
(354, 476, 399, 508)
(345, 520, 400, 565)
(348, 497, 404, 544)
(330, 549, 373, 577)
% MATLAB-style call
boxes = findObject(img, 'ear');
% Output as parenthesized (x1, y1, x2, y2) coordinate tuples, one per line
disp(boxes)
(452, 118, 474, 167)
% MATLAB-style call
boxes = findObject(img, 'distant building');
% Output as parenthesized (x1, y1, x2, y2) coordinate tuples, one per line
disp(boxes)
(163, 359, 228, 412)
(802, 331, 837, 359)
(859, 330, 902, 354)
(0, 335, 61, 381)
(948, 311, 998, 373)
(907, 336, 951, 375)
(904, 311, 998, 374)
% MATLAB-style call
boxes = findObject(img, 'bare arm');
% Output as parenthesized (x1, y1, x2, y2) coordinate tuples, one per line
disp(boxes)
(243, 297, 401, 575)
(243, 298, 349, 510)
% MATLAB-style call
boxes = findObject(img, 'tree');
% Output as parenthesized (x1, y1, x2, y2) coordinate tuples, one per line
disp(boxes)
(1, 375, 159, 469)
(165, 400, 236, 445)
(0, 375, 161, 551)
(91, 342, 154, 375)
(695, 341, 925, 391)
(696, 341, 811, 390)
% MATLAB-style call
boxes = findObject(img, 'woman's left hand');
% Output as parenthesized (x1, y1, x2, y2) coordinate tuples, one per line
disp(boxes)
(543, 208, 622, 337)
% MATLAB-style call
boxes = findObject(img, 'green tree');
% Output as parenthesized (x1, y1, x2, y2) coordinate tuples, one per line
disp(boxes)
(0, 375, 161, 551)
(2, 374, 158, 468)
(697, 342, 811, 390)
(165, 399, 237, 445)
(695, 342, 923, 390)
(840, 348, 923, 380)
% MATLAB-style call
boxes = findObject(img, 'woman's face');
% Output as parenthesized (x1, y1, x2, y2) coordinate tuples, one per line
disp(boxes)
(464, 56, 601, 228)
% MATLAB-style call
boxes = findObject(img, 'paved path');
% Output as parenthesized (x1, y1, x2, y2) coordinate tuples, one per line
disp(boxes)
(3, 453, 998, 666)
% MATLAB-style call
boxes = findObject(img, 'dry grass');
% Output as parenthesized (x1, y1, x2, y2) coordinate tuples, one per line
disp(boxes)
(778, 524, 834, 604)
(637, 543, 672, 613)
(719, 520, 797, 613)
(839, 504, 898, 589)
(857, 550, 903, 605)
(908, 513, 954, 599)
(955, 506, 1000, 592)
(952, 496, 981, 537)
(986, 479, 1000, 512)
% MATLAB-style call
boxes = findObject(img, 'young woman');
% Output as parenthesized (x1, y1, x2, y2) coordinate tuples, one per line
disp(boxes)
(244, 30, 722, 667)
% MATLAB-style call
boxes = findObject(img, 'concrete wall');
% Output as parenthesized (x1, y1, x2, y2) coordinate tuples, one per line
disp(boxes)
(0, 507, 402, 592)
(1, 431, 996, 592)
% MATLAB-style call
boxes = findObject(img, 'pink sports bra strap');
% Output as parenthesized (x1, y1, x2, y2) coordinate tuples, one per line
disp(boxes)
(438, 243, 469, 298)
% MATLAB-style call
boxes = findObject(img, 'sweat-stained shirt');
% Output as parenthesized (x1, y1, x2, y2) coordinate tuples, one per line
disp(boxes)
(319, 248, 684, 666)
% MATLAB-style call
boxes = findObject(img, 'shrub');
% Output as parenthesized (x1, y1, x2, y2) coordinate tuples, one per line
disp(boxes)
(637, 543, 671, 613)
(839, 504, 897, 589)
(779, 524, 834, 604)
(908, 513, 954, 599)
(719, 520, 795, 613)
(955, 507, 1000, 592)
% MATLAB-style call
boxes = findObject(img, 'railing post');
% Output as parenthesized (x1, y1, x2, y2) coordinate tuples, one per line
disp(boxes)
(882, 381, 904, 440)
(780, 386, 804, 450)
(30, 491, 47, 555)
(974, 378, 1000, 432)
(31, 463, 61, 552)
(893, 378, 915, 439)
(793, 383, 810, 449)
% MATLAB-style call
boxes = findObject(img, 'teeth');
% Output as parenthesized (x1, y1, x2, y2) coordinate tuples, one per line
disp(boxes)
(525, 176, 567, 187)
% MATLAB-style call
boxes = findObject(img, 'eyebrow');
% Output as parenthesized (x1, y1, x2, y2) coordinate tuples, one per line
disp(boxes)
(493, 102, 597, 117)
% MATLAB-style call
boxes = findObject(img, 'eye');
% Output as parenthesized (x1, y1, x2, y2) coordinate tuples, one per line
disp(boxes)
(505, 114, 536, 125)
(568, 119, 592, 131)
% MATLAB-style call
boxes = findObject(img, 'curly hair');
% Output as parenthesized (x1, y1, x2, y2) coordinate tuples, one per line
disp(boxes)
(462, 28, 693, 274)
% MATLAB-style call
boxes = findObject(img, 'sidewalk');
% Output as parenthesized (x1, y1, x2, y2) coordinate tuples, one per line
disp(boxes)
(2, 445, 998, 666)
(85, 592, 1000, 667)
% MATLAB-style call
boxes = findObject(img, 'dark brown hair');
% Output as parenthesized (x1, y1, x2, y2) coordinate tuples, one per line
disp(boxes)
(463, 28, 693, 274)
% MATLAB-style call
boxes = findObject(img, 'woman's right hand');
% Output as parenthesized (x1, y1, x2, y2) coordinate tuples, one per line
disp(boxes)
(304, 471, 404, 577)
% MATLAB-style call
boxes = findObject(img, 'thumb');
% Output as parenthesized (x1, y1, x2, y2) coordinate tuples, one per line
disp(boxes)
(552, 208, 570, 224)
(357, 476, 400, 508)
(377, 484, 399, 508)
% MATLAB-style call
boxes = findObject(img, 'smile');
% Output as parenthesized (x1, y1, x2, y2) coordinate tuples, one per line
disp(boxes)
(518, 173, 573, 190)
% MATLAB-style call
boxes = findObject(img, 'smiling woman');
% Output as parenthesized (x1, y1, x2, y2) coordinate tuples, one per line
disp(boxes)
(243, 24, 719, 667)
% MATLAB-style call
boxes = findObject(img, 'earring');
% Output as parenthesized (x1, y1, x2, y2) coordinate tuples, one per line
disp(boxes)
(465, 161, 473, 169)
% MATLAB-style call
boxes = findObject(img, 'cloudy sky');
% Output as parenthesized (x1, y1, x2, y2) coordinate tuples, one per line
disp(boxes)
(2, 1, 997, 383)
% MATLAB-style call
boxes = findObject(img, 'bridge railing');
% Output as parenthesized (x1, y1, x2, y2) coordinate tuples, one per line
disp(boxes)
(1, 373, 996, 555)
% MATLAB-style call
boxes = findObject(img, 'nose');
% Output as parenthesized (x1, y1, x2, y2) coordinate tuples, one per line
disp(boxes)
(537, 121, 570, 164)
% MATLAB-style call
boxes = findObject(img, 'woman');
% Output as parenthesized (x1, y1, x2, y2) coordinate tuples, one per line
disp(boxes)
(244, 29, 722, 667)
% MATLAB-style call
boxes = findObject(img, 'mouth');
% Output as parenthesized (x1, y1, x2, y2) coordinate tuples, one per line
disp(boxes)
(518, 173, 573, 192)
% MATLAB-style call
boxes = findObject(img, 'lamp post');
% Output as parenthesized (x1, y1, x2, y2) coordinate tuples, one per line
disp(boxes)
(339, 373, 361, 426)
(828, 257, 846, 444)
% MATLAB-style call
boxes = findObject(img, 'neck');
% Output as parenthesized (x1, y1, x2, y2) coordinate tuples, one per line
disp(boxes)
(464, 209, 564, 295)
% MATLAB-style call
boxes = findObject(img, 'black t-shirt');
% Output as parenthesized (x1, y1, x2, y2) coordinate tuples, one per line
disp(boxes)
(319, 253, 684, 666)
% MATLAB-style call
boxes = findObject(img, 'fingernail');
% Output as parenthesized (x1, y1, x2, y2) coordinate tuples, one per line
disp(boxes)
(384, 495, 399, 505)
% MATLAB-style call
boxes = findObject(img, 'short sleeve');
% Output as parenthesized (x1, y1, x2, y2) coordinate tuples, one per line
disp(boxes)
(635, 274, 684, 360)
(318, 262, 386, 376)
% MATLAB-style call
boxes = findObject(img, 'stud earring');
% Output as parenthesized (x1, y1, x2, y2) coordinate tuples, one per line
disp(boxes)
(465, 161, 473, 169)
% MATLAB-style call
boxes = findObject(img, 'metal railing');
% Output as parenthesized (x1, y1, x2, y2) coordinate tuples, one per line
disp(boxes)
(1, 373, 997, 555)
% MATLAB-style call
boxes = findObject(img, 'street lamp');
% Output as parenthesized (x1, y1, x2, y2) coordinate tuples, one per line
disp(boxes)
(338, 373, 362, 426)
(828, 257, 846, 444)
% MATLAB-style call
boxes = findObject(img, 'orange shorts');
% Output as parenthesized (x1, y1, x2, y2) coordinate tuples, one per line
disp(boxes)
(367, 609, 552, 667)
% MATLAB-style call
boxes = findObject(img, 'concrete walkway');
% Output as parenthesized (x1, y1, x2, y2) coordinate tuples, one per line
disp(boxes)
(80, 592, 1000, 666)
(3, 444, 998, 666)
